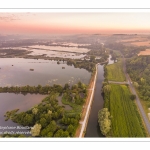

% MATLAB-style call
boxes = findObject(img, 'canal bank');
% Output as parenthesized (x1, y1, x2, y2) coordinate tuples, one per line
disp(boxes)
(85, 64, 105, 137)
(85, 55, 114, 137)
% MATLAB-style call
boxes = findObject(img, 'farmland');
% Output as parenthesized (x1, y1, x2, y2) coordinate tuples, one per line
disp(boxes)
(105, 59, 126, 82)
(138, 49, 150, 56)
(107, 84, 146, 137)
(130, 41, 150, 47)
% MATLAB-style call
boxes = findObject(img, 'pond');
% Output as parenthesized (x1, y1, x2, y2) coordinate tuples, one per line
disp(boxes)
(0, 93, 47, 136)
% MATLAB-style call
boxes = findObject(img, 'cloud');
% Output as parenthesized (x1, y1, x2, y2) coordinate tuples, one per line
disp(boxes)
(0, 13, 20, 22)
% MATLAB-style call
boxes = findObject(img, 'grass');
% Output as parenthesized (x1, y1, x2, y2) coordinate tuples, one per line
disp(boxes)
(62, 96, 82, 115)
(106, 58, 126, 82)
(108, 84, 146, 137)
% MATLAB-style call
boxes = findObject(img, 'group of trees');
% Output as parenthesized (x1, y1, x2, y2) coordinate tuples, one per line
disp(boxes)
(0, 84, 63, 94)
(101, 82, 111, 109)
(4, 93, 72, 137)
(127, 55, 150, 101)
(3, 82, 88, 137)
(67, 59, 96, 73)
(63, 82, 87, 105)
(98, 108, 111, 136)
(66, 46, 110, 73)
(88, 48, 109, 63)
(110, 50, 118, 61)
(105, 42, 147, 58)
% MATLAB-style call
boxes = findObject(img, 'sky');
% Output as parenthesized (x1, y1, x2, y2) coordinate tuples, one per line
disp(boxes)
(0, 12, 150, 35)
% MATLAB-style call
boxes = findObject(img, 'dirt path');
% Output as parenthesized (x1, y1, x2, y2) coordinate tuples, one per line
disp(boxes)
(108, 81, 129, 84)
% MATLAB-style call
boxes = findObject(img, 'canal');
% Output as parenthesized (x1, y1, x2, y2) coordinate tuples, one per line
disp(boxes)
(85, 55, 114, 137)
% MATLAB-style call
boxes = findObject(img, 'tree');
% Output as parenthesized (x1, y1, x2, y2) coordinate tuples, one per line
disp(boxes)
(48, 110, 52, 115)
(32, 107, 38, 115)
(47, 132, 53, 137)
(133, 82, 139, 89)
(67, 124, 75, 135)
(90, 55, 96, 62)
(130, 94, 136, 100)
(40, 118, 47, 128)
(31, 124, 41, 137)
(23, 114, 34, 126)
(46, 120, 57, 133)
(98, 108, 111, 136)
(140, 78, 146, 85)
(64, 83, 70, 90)
(54, 129, 69, 137)
(103, 85, 111, 94)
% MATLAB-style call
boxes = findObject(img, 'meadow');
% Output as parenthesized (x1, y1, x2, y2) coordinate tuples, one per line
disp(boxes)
(105, 59, 126, 82)
(108, 84, 146, 137)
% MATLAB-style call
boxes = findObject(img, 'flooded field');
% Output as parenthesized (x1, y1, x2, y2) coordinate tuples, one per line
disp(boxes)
(27, 45, 90, 53)
(0, 58, 91, 87)
(0, 56, 91, 135)
(27, 49, 86, 59)
(52, 42, 91, 47)
(1, 44, 90, 59)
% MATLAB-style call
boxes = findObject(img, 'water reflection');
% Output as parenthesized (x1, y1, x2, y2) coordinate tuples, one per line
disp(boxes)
(0, 58, 91, 87)
(108, 55, 115, 65)
(27, 49, 86, 59)
(0, 93, 47, 135)
(85, 55, 114, 137)
(28, 45, 90, 53)
(85, 65, 105, 137)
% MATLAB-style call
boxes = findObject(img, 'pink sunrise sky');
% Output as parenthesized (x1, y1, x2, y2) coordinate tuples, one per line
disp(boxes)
(0, 12, 150, 35)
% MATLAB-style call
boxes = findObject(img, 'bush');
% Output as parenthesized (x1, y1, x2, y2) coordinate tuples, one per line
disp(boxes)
(130, 94, 136, 100)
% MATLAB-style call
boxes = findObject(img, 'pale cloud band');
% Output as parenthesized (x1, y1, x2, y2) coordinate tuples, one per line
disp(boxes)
(0, 12, 150, 35)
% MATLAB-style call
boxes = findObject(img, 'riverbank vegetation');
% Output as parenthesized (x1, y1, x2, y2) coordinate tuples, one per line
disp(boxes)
(66, 52, 109, 73)
(127, 55, 150, 115)
(98, 108, 111, 136)
(102, 83, 146, 137)
(105, 58, 126, 82)
(0, 84, 63, 94)
(2, 82, 88, 137)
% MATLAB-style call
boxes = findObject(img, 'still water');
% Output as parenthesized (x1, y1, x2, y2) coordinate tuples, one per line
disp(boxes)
(27, 49, 86, 59)
(0, 58, 91, 87)
(85, 55, 114, 137)
(0, 93, 46, 135)
(28, 45, 90, 53)
(26, 45, 90, 59)
(0, 57, 90, 136)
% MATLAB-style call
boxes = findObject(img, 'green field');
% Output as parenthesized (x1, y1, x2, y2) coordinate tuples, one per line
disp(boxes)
(108, 84, 146, 137)
(106, 59, 126, 82)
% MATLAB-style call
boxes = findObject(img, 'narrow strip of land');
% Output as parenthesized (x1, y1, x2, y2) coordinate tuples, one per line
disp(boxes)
(75, 64, 98, 137)
(108, 81, 129, 84)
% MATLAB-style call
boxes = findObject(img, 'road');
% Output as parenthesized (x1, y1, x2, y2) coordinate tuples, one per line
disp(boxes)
(122, 54, 150, 135)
